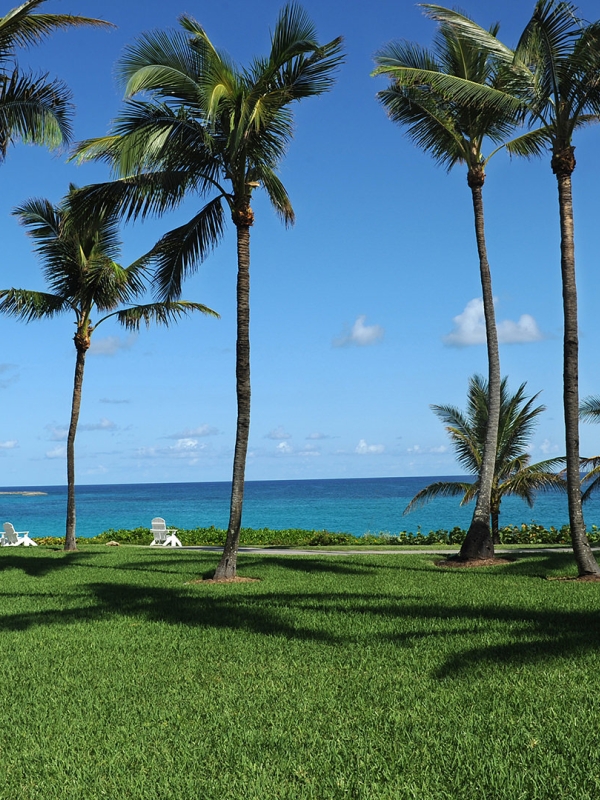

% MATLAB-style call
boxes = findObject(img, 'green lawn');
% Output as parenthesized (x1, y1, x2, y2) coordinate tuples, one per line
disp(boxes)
(1, 546, 599, 799)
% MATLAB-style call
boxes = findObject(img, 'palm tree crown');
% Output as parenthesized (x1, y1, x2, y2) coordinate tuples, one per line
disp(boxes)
(0, 0, 112, 159)
(73, 4, 343, 298)
(405, 375, 566, 541)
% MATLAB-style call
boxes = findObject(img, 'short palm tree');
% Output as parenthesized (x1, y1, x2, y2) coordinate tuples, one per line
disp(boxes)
(579, 396, 600, 501)
(419, 1, 600, 576)
(0, 0, 112, 160)
(373, 14, 529, 560)
(0, 187, 217, 550)
(404, 375, 566, 542)
(72, 5, 343, 578)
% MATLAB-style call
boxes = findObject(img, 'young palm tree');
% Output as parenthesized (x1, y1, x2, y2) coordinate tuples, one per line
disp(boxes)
(72, 5, 343, 578)
(0, 188, 217, 550)
(404, 375, 566, 542)
(578, 397, 600, 502)
(418, 1, 600, 576)
(373, 18, 528, 560)
(0, 0, 112, 160)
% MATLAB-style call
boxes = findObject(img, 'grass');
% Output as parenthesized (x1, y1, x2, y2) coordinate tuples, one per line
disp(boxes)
(1, 546, 600, 799)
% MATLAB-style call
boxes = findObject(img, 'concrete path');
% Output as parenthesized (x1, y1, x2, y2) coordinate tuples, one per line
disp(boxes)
(179, 545, 584, 556)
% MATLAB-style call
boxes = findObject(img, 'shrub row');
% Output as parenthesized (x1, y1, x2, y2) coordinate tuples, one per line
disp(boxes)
(30, 522, 600, 547)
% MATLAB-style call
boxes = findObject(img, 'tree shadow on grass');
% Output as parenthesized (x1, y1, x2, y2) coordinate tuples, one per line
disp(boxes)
(1, 553, 600, 676)
(0, 583, 342, 643)
(5, 584, 600, 676)
(246, 556, 382, 576)
(379, 599, 600, 679)
(0, 550, 98, 577)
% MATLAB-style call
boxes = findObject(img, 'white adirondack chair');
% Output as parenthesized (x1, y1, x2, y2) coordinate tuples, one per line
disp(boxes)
(150, 517, 182, 547)
(2, 522, 37, 547)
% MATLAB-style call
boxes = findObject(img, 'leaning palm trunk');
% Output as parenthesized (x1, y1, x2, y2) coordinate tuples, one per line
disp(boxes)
(214, 213, 253, 579)
(459, 172, 500, 560)
(65, 335, 89, 551)
(553, 149, 600, 576)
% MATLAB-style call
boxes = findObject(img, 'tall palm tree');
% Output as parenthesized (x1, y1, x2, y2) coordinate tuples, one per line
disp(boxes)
(0, 0, 112, 160)
(373, 17, 529, 560)
(418, 1, 600, 576)
(404, 375, 566, 542)
(72, 5, 343, 578)
(0, 187, 217, 550)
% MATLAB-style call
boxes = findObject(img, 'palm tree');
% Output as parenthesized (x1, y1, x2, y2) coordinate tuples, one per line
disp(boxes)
(404, 375, 566, 542)
(0, 187, 217, 550)
(71, 5, 343, 578)
(417, 1, 600, 576)
(373, 16, 529, 560)
(0, 0, 112, 160)
(578, 396, 600, 501)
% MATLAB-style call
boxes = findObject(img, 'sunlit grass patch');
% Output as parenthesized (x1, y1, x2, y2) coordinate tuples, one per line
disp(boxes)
(0, 548, 599, 799)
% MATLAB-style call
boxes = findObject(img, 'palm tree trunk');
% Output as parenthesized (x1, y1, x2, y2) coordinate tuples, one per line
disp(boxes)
(459, 173, 500, 560)
(65, 339, 88, 551)
(491, 513, 500, 545)
(553, 150, 600, 576)
(214, 216, 252, 580)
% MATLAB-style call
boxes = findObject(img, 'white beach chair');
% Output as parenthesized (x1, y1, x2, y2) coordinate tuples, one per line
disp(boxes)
(2, 522, 37, 547)
(150, 517, 182, 547)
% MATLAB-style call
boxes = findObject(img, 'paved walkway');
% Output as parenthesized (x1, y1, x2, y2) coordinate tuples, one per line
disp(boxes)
(179, 545, 584, 556)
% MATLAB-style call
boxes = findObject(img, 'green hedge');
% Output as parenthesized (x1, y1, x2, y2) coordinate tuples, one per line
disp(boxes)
(30, 522, 600, 547)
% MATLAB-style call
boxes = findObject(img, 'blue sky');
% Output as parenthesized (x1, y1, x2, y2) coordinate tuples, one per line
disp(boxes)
(2, 0, 600, 486)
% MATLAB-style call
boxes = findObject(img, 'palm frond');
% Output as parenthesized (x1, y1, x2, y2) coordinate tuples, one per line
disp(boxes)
(150, 196, 227, 301)
(502, 125, 552, 157)
(0, 288, 71, 320)
(580, 396, 600, 422)
(0, 69, 72, 153)
(255, 167, 294, 225)
(113, 300, 218, 331)
(69, 172, 191, 225)
(0, 1, 113, 58)
(403, 480, 474, 514)
(118, 28, 203, 102)
(419, 5, 517, 65)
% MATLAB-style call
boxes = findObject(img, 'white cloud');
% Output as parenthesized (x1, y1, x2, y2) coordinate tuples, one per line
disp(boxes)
(334, 315, 384, 347)
(84, 464, 109, 476)
(45, 446, 66, 459)
(46, 424, 68, 441)
(356, 439, 385, 455)
(0, 440, 18, 449)
(79, 418, 117, 432)
(165, 425, 219, 439)
(497, 315, 544, 344)
(298, 444, 320, 457)
(89, 334, 137, 356)
(306, 432, 334, 440)
(444, 298, 544, 347)
(276, 441, 293, 454)
(266, 426, 292, 440)
(408, 444, 448, 455)
(539, 438, 560, 455)
(100, 397, 130, 405)
(135, 438, 208, 461)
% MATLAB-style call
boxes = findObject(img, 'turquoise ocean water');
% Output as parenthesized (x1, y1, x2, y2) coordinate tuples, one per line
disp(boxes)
(0, 476, 597, 539)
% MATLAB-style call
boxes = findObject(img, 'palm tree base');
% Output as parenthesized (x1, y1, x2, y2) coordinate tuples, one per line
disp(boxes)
(459, 518, 494, 560)
(213, 552, 237, 580)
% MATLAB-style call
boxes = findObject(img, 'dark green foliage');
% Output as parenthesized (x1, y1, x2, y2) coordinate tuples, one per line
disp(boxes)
(31, 522, 600, 548)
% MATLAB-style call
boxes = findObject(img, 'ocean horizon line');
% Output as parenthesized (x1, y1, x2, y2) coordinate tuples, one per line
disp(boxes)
(0, 474, 474, 491)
